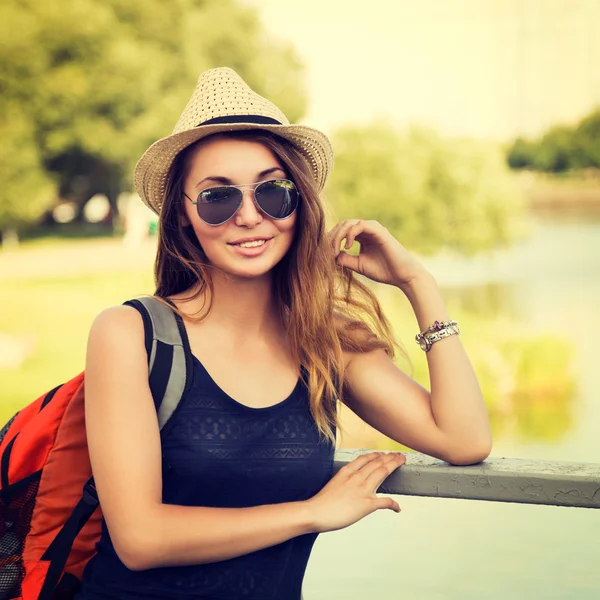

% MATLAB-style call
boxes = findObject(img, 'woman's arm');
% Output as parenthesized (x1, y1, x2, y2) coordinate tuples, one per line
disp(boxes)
(401, 272, 492, 460)
(342, 272, 492, 465)
(85, 307, 313, 570)
(85, 306, 402, 571)
(331, 219, 492, 465)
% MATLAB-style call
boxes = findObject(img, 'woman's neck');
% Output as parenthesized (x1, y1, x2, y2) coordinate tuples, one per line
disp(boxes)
(178, 271, 286, 341)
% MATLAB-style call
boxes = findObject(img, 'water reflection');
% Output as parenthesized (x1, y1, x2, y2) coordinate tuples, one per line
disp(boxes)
(325, 209, 599, 599)
(337, 237, 578, 450)
(439, 282, 522, 320)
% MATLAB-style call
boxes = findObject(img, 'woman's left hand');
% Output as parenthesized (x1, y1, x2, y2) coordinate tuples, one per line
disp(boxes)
(329, 219, 429, 288)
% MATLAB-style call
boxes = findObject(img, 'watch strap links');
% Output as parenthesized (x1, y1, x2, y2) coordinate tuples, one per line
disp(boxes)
(415, 322, 460, 352)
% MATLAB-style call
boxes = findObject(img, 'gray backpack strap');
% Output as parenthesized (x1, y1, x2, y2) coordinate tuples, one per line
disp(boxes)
(123, 297, 193, 431)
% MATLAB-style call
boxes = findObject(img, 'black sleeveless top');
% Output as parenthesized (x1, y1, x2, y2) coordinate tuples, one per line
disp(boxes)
(75, 355, 336, 600)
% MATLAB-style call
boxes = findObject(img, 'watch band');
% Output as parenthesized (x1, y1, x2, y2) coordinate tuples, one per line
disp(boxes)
(415, 323, 460, 352)
(417, 319, 458, 337)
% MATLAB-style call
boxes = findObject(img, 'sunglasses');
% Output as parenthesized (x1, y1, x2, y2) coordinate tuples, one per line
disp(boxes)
(184, 178, 299, 226)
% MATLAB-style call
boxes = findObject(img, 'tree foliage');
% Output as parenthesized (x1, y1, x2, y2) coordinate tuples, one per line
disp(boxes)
(326, 123, 526, 256)
(507, 108, 600, 173)
(0, 105, 54, 233)
(0, 0, 306, 234)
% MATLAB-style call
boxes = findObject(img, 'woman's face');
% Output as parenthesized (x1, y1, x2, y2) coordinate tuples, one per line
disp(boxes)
(181, 136, 297, 280)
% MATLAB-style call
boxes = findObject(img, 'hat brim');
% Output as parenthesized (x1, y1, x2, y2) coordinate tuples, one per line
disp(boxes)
(134, 122, 334, 215)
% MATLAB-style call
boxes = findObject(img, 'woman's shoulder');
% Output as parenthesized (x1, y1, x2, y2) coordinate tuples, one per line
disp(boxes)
(87, 303, 146, 350)
(91, 303, 145, 328)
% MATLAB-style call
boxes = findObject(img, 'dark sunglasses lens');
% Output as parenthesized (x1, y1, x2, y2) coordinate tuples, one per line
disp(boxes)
(255, 180, 298, 219)
(196, 187, 242, 225)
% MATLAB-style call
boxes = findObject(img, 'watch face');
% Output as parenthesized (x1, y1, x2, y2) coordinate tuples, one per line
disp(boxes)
(418, 337, 429, 351)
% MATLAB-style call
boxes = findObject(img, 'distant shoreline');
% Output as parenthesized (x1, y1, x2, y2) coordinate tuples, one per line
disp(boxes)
(529, 186, 600, 211)
(516, 171, 600, 211)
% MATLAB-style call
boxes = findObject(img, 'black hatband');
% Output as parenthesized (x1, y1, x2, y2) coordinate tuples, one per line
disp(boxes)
(198, 115, 282, 126)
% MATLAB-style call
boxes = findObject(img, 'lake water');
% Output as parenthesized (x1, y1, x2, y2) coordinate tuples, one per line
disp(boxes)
(304, 211, 600, 599)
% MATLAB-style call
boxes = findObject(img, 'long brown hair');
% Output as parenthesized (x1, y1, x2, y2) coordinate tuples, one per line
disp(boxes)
(154, 130, 403, 445)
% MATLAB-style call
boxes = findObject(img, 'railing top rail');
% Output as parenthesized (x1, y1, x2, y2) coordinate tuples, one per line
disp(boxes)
(334, 450, 600, 509)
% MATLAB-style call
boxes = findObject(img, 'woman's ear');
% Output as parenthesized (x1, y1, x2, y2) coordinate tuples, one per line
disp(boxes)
(179, 210, 191, 227)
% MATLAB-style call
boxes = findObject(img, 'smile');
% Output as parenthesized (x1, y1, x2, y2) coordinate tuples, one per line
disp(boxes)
(228, 238, 273, 257)
(236, 239, 267, 248)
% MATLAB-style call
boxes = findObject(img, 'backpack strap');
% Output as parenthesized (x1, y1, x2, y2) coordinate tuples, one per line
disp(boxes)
(123, 296, 193, 430)
(37, 297, 193, 600)
(39, 480, 101, 600)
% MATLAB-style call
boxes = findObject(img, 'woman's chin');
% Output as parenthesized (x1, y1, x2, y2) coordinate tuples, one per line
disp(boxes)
(215, 257, 280, 280)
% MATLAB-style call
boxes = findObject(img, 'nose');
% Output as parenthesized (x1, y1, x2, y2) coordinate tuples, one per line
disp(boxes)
(234, 189, 263, 227)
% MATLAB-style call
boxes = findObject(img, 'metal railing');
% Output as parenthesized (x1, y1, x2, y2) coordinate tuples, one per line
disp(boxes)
(334, 450, 600, 509)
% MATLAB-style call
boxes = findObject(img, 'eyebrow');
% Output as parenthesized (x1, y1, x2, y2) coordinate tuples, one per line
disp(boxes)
(194, 167, 286, 189)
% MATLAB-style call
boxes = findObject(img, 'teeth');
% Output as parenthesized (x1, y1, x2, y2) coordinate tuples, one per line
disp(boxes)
(238, 240, 266, 248)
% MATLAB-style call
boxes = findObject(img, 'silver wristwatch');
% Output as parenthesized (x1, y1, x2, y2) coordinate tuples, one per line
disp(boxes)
(415, 324, 460, 352)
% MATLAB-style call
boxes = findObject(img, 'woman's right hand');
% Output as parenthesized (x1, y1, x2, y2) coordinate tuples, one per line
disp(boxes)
(306, 451, 406, 533)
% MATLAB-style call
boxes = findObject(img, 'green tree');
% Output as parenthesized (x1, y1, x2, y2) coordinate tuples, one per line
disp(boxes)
(533, 126, 574, 172)
(0, 105, 54, 243)
(0, 0, 306, 240)
(506, 137, 537, 170)
(505, 106, 600, 173)
(572, 109, 600, 169)
(326, 123, 526, 256)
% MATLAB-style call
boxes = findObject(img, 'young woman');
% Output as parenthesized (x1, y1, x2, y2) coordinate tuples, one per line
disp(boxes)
(76, 68, 491, 600)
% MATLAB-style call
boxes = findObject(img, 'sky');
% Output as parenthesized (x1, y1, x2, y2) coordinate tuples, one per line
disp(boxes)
(243, 0, 600, 140)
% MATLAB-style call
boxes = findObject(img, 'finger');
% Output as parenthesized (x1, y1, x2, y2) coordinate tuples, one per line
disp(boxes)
(332, 220, 360, 256)
(333, 222, 355, 255)
(336, 251, 360, 273)
(329, 219, 348, 244)
(327, 221, 345, 245)
(373, 495, 401, 513)
(356, 452, 404, 474)
(343, 219, 386, 249)
(343, 221, 367, 250)
(364, 455, 405, 491)
(339, 452, 384, 476)
(354, 452, 396, 478)
(382, 452, 406, 466)
(328, 219, 350, 240)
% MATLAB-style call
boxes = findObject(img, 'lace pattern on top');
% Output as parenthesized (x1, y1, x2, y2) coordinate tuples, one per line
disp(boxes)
(78, 355, 335, 600)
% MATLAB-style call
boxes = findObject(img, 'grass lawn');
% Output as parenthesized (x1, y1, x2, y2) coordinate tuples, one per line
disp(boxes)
(0, 238, 155, 423)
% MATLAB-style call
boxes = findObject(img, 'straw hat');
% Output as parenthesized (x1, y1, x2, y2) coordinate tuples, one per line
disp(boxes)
(134, 67, 334, 215)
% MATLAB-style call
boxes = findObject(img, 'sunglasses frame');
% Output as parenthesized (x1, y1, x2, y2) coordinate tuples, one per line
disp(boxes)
(184, 178, 299, 226)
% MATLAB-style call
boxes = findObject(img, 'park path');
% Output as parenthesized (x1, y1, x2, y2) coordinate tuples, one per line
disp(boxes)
(0, 238, 158, 281)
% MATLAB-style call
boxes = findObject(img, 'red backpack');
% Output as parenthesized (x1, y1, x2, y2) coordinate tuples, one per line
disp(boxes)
(0, 297, 192, 600)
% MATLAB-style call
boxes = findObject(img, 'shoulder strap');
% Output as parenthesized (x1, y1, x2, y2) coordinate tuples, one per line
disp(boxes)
(38, 297, 193, 600)
(123, 296, 193, 430)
